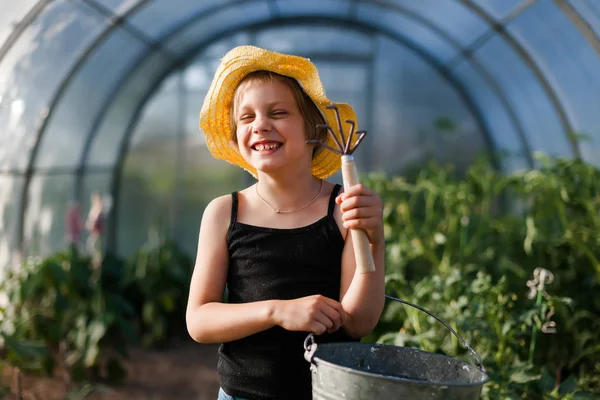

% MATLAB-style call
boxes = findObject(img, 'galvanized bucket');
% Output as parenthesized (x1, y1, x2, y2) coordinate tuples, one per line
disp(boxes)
(304, 295, 489, 399)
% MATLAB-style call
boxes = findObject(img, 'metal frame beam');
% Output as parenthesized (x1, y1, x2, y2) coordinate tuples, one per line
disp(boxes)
(552, 0, 600, 57)
(363, 0, 534, 167)
(0, 0, 53, 64)
(15, 0, 160, 255)
(457, 0, 581, 158)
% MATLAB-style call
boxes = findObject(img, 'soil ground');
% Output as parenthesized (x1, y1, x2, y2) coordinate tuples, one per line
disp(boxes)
(1, 338, 221, 400)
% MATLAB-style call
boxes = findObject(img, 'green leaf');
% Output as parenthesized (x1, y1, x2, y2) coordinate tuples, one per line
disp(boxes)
(573, 392, 600, 399)
(152, 318, 165, 339)
(142, 302, 155, 323)
(84, 344, 100, 367)
(509, 369, 541, 384)
(524, 216, 536, 255)
(88, 319, 107, 345)
(558, 375, 578, 396)
(74, 318, 88, 351)
(501, 321, 513, 336)
(539, 367, 556, 393)
(1, 333, 47, 360)
(65, 350, 82, 367)
(551, 296, 574, 308)
(48, 261, 68, 284)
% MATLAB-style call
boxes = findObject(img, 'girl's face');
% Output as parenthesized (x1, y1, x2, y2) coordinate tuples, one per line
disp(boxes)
(235, 79, 313, 176)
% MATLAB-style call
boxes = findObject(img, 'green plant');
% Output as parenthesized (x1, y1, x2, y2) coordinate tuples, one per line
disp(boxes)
(123, 240, 194, 348)
(0, 306, 48, 398)
(364, 154, 600, 398)
(1, 247, 136, 385)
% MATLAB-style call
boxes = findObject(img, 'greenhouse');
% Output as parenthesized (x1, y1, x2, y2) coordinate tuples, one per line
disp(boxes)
(1, 0, 599, 399)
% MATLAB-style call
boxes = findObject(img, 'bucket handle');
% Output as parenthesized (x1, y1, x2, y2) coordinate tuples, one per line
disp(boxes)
(384, 295, 485, 372)
(303, 295, 485, 372)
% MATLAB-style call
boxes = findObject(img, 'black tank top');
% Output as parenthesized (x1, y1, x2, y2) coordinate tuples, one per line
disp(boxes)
(218, 184, 358, 400)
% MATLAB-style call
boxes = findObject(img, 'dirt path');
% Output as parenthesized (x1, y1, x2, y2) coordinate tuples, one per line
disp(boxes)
(2, 339, 221, 400)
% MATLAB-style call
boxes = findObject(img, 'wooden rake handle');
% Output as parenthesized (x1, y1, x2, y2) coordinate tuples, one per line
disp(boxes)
(341, 155, 376, 274)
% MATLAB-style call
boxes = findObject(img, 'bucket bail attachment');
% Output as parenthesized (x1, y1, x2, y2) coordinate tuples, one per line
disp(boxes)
(304, 333, 318, 364)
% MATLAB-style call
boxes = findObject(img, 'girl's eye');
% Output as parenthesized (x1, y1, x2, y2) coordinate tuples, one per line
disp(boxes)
(239, 114, 254, 121)
(271, 110, 287, 117)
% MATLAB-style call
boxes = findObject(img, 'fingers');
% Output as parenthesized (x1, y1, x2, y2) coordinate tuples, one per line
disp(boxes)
(310, 296, 345, 335)
(336, 184, 374, 201)
(310, 320, 328, 335)
(276, 295, 346, 335)
(336, 185, 381, 211)
(340, 206, 380, 222)
(336, 188, 381, 222)
(319, 302, 344, 333)
(336, 184, 383, 245)
(322, 296, 346, 326)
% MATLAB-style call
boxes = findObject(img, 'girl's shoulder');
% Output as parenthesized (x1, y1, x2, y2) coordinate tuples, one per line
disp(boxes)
(205, 193, 234, 212)
(201, 194, 234, 231)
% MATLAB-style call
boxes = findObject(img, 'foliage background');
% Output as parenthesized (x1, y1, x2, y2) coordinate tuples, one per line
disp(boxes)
(364, 154, 600, 399)
(1, 154, 599, 398)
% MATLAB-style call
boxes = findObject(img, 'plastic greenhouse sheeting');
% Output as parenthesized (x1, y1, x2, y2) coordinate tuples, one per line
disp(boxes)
(0, 0, 599, 268)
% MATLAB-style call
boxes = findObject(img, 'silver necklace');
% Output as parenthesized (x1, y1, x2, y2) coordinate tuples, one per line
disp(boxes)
(255, 180, 324, 214)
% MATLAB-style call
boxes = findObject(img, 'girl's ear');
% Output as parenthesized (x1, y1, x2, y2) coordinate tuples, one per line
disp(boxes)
(229, 129, 240, 149)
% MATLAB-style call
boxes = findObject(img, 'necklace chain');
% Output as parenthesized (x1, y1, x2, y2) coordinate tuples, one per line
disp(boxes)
(255, 180, 324, 214)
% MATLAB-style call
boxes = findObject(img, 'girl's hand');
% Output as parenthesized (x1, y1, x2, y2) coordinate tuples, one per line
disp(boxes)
(272, 295, 345, 335)
(336, 184, 384, 247)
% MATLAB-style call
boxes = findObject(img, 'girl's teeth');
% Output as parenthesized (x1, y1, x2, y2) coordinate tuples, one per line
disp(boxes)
(255, 143, 279, 151)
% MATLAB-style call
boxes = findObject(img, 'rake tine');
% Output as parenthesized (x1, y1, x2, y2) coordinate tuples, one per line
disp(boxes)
(349, 131, 367, 155)
(306, 140, 344, 155)
(326, 105, 346, 149)
(344, 120, 356, 154)
(317, 124, 344, 152)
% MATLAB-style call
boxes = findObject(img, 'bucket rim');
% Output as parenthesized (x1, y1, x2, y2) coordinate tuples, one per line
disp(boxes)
(311, 341, 490, 388)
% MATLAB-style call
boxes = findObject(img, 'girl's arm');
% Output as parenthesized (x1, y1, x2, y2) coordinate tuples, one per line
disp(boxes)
(186, 195, 275, 343)
(336, 184, 386, 339)
(186, 195, 344, 344)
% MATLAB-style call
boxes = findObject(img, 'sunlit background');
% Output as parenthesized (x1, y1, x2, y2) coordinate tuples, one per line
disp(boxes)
(1, 0, 598, 269)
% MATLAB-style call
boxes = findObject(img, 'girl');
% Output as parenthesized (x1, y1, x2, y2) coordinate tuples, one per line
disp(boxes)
(186, 46, 385, 400)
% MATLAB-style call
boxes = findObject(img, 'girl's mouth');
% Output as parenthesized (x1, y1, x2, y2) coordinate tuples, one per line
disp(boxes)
(252, 142, 282, 152)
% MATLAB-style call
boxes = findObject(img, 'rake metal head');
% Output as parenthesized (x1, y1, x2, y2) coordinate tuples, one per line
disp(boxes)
(306, 104, 367, 155)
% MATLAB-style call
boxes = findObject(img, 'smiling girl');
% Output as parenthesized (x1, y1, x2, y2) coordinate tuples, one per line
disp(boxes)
(186, 46, 385, 400)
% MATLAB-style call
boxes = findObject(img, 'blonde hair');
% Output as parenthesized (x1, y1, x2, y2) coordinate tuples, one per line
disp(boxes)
(229, 70, 327, 157)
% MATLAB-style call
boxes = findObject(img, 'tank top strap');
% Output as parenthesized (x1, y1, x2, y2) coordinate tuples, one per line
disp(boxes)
(226, 192, 239, 242)
(328, 184, 342, 217)
(230, 192, 239, 225)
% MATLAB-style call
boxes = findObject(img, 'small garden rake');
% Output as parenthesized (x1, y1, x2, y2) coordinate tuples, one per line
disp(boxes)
(307, 104, 376, 274)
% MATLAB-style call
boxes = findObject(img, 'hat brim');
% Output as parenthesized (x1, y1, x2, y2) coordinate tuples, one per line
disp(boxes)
(199, 45, 358, 179)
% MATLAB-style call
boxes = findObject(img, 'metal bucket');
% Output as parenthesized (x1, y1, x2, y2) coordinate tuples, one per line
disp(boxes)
(304, 295, 489, 399)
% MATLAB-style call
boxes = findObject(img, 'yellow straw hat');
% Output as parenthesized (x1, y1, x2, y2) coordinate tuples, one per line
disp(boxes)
(199, 45, 358, 179)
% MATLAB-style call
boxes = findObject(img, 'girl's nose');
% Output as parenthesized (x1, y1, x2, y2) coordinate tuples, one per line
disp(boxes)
(252, 114, 271, 134)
